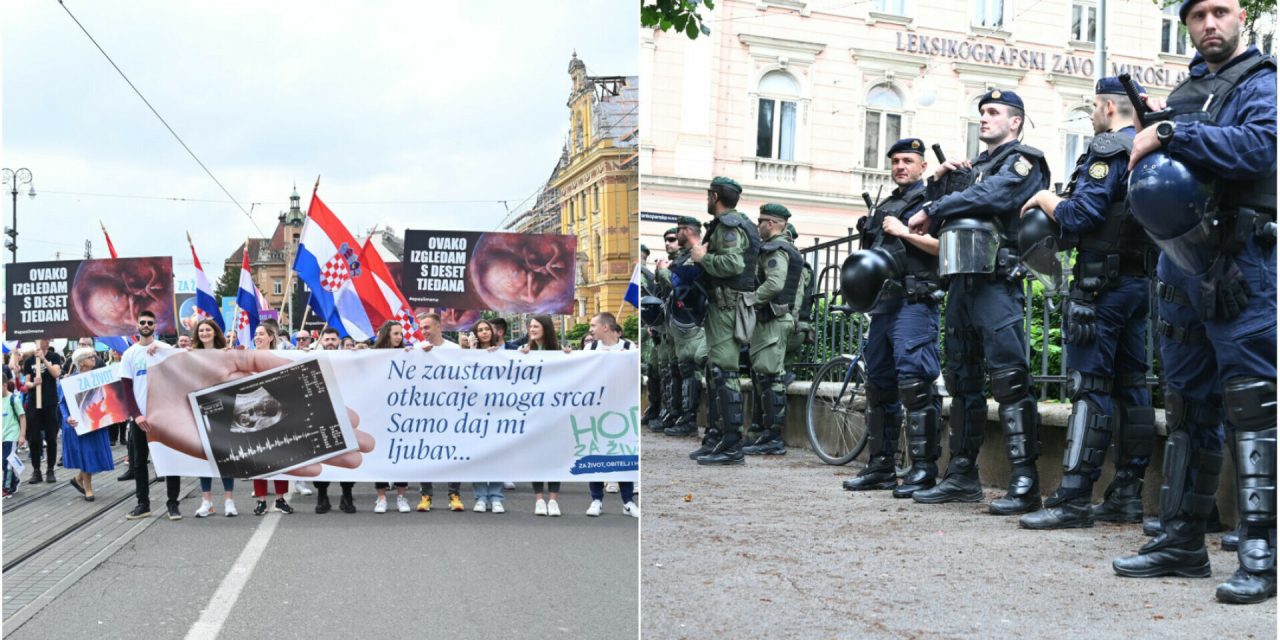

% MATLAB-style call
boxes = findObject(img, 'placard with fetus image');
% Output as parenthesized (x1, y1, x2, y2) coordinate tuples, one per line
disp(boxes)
(401, 230, 576, 315)
(187, 357, 357, 479)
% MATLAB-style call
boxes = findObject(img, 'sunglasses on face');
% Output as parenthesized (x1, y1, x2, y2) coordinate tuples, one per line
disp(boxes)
(138, 320, 155, 327)
(664, 237, 677, 243)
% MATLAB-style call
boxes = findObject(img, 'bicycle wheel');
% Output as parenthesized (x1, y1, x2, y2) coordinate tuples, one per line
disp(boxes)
(805, 355, 868, 465)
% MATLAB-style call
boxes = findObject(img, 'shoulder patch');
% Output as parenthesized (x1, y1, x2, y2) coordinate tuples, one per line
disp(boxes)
(1088, 161, 1109, 180)
(1013, 159, 1031, 177)
(722, 227, 739, 246)
(767, 257, 778, 269)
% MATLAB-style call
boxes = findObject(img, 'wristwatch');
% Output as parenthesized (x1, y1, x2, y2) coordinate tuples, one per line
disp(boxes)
(1155, 120, 1176, 147)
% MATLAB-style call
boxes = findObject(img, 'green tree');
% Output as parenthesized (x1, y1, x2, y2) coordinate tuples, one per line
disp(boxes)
(214, 261, 239, 299)
(641, 0, 714, 40)
(622, 314, 639, 344)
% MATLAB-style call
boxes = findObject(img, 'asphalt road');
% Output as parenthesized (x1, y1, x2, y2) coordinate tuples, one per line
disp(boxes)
(640, 434, 1275, 640)
(6, 483, 637, 640)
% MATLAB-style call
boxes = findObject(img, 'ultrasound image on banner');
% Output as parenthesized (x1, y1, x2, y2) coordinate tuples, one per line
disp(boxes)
(189, 358, 356, 478)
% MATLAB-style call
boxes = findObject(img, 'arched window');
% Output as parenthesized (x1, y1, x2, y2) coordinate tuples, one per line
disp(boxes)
(1063, 107, 1094, 181)
(863, 84, 904, 169)
(756, 70, 800, 161)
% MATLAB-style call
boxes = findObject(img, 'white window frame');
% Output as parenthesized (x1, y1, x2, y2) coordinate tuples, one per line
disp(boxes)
(863, 83, 906, 170)
(273, 280, 282, 295)
(1070, 0, 1097, 44)
(872, 0, 908, 16)
(755, 70, 801, 162)
(973, 0, 1007, 29)
(1062, 107, 1095, 184)
(1160, 6, 1191, 56)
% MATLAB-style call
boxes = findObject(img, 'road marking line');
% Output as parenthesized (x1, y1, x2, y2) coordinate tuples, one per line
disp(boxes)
(185, 491, 290, 640)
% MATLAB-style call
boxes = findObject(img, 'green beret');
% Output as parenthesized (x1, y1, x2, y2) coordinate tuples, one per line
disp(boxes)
(785, 223, 798, 240)
(676, 215, 701, 229)
(664, 227, 679, 237)
(710, 176, 742, 194)
(759, 203, 791, 220)
(640, 245, 650, 255)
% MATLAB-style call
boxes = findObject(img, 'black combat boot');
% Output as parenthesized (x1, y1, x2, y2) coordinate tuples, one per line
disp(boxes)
(913, 456, 983, 504)
(842, 455, 896, 491)
(1092, 468, 1146, 523)
(1114, 517, 1211, 578)
(697, 431, 745, 466)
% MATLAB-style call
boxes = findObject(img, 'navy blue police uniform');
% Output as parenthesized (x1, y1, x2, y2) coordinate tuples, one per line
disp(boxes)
(842, 138, 945, 497)
(1019, 78, 1157, 531)
(1113, 41, 1277, 605)
(912, 89, 1051, 515)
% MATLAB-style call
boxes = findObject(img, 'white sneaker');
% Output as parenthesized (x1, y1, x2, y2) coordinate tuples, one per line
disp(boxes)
(474, 499, 487, 513)
(548, 499, 561, 517)
(535, 498, 548, 516)
(224, 499, 238, 517)
(491, 501, 505, 514)
(586, 500, 603, 517)
(374, 497, 388, 513)
(396, 495, 411, 513)
(623, 502, 641, 518)
(195, 500, 214, 518)
(295, 481, 313, 496)
(503, 482, 516, 490)
(605, 482, 619, 493)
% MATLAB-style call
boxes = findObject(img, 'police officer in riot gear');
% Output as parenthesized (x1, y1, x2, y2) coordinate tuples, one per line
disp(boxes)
(1017, 78, 1157, 531)
(646, 234, 684, 432)
(841, 138, 945, 497)
(659, 216, 709, 438)
(742, 204, 803, 456)
(907, 89, 1050, 515)
(640, 244, 665, 429)
(690, 177, 761, 465)
(1113, 0, 1276, 605)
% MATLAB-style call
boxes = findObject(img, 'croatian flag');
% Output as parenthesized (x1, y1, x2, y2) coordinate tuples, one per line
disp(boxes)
(96, 336, 134, 354)
(360, 237, 425, 344)
(187, 233, 224, 331)
(623, 264, 643, 308)
(293, 192, 384, 341)
(235, 247, 261, 348)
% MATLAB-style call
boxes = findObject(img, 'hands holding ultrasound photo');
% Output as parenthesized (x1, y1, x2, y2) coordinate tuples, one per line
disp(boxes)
(140, 350, 375, 478)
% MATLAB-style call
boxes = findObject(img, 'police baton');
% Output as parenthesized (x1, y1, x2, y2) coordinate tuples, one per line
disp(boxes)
(1118, 73, 1172, 126)
(931, 144, 946, 164)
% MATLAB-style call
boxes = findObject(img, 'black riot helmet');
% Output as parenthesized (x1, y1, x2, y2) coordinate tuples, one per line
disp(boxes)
(668, 283, 709, 330)
(1018, 207, 1067, 293)
(1127, 151, 1217, 277)
(840, 248, 902, 313)
(639, 295, 665, 326)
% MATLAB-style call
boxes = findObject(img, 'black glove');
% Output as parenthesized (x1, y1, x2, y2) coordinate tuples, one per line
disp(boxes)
(1065, 299, 1097, 345)
(1198, 255, 1250, 322)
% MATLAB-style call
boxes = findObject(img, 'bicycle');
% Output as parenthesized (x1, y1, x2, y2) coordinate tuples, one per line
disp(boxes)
(803, 305, 910, 473)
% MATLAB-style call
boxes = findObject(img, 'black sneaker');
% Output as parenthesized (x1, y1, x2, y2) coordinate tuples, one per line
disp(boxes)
(274, 498, 294, 514)
(126, 504, 151, 520)
(315, 496, 332, 514)
(339, 495, 357, 514)
(254, 500, 268, 516)
(117, 469, 136, 481)
(167, 504, 182, 521)
(29, 468, 43, 484)
(45, 468, 56, 483)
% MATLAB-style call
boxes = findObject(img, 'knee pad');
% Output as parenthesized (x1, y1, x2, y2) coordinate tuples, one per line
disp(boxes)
(990, 367, 1032, 404)
(1224, 377, 1278, 431)
(1062, 398, 1111, 473)
(943, 370, 982, 398)
(678, 360, 699, 380)
(1163, 389, 1224, 434)
(864, 381, 898, 409)
(1114, 403, 1156, 461)
(898, 377, 934, 412)
(1066, 369, 1112, 402)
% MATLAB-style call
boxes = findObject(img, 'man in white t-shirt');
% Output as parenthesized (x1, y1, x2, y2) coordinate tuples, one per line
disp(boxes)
(415, 312, 460, 351)
(119, 310, 182, 521)
(587, 312, 633, 352)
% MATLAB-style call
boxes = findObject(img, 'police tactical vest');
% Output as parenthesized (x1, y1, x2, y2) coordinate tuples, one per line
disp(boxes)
(1165, 53, 1277, 213)
(757, 238, 804, 321)
(702, 211, 762, 292)
(942, 141, 1051, 247)
(1064, 131, 1156, 278)
(865, 183, 938, 283)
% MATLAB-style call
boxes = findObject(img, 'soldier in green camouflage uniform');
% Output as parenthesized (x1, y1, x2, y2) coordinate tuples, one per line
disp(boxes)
(742, 204, 803, 455)
(659, 216, 708, 437)
(640, 244, 664, 429)
(647, 232, 682, 432)
(690, 177, 761, 466)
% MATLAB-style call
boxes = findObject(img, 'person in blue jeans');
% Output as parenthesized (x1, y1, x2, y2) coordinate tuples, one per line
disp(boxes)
(3, 375, 26, 497)
(586, 481, 639, 518)
(472, 482, 505, 513)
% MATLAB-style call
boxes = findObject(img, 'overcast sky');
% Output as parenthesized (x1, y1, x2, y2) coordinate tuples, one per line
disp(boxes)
(1, 1, 637, 276)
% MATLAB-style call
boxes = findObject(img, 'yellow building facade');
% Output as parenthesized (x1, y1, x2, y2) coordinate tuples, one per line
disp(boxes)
(554, 54, 639, 326)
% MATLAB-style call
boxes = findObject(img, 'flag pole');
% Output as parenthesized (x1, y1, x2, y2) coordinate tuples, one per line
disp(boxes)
(283, 176, 320, 334)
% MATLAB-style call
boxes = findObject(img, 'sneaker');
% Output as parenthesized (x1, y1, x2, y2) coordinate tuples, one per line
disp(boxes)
(126, 504, 151, 520)
(195, 500, 214, 518)
(586, 500, 603, 517)
(315, 496, 331, 514)
(254, 500, 268, 516)
(535, 498, 548, 516)
(295, 481, 314, 496)
(374, 497, 388, 513)
(605, 482, 619, 493)
(548, 499, 561, 517)
(623, 502, 641, 518)
(491, 501, 505, 514)
(396, 495, 411, 513)
(417, 495, 432, 512)
(449, 494, 464, 512)
(224, 499, 238, 517)
(274, 498, 294, 514)
(167, 504, 183, 521)
(503, 482, 516, 490)
(474, 499, 488, 513)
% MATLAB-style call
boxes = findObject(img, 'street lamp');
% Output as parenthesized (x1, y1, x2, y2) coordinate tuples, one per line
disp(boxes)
(1, 168, 35, 264)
